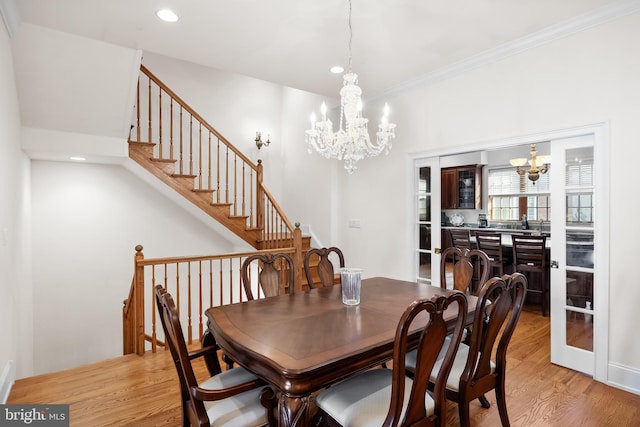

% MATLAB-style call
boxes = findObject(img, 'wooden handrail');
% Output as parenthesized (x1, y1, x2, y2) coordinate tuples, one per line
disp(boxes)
(139, 65, 257, 170)
(123, 241, 303, 356)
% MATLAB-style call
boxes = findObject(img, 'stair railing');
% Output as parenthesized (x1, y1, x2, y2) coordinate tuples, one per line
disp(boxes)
(130, 65, 295, 247)
(123, 235, 303, 355)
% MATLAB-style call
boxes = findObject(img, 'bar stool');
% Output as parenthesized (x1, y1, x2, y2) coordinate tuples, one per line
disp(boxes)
(449, 228, 472, 249)
(512, 235, 547, 316)
(475, 231, 505, 277)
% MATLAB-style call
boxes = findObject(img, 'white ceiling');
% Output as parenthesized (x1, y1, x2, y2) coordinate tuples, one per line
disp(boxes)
(13, 0, 632, 99)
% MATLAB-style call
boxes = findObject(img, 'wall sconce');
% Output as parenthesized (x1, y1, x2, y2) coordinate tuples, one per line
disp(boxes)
(255, 131, 271, 150)
(509, 143, 550, 184)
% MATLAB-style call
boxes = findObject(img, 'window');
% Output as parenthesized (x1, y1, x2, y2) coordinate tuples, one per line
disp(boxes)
(487, 167, 550, 221)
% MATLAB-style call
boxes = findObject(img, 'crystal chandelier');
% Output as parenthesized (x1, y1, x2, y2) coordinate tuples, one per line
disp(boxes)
(305, 0, 396, 174)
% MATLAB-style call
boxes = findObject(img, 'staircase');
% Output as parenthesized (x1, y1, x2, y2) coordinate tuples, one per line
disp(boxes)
(128, 65, 308, 250)
(122, 65, 326, 355)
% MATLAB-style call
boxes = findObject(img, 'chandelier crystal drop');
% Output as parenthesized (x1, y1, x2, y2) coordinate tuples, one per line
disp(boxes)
(305, 0, 396, 174)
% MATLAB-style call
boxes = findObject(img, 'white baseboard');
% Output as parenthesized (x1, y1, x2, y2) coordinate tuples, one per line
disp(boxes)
(0, 360, 16, 404)
(608, 362, 640, 395)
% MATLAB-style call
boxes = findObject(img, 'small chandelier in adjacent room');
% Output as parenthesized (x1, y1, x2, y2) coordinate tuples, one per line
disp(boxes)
(509, 143, 551, 184)
(305, 0, 396, 174)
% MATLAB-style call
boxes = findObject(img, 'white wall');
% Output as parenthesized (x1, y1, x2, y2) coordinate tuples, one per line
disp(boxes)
(0, 15, 33, 386)
(279, 86, 338, 245)
(11, 23, 139, 139)
(334, 11, 640, 380)
(30, 161, 236, 375)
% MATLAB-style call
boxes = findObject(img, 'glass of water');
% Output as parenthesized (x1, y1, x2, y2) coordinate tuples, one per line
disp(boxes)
(340, 268, 362, 305)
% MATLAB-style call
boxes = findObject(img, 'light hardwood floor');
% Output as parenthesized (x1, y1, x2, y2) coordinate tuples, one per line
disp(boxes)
(8, 306, 640, 426)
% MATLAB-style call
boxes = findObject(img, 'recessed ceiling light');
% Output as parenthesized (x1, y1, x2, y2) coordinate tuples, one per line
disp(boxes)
(330, 65, 344, 74)
(156, 9, 179, 23)
(70, 156, 86, 161)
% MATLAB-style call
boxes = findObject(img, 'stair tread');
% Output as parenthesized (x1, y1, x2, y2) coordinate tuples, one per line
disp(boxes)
(172, 174, 197, 178)
(152, 158, 177, 164)
(193, 189, 215, 193)
(128, 140, 155, 146)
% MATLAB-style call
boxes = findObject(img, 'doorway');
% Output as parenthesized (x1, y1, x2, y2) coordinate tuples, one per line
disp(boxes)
(412, 123, 609, 381)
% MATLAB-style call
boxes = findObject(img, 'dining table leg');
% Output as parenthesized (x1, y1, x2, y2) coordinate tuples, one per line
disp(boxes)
(278, 393, 312, 427)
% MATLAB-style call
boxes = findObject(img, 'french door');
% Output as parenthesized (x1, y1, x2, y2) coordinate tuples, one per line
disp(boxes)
(550, 132, 607, 379)
(414, 157, 441, 285)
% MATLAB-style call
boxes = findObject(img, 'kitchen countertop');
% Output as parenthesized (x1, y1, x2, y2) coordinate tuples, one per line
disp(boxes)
(442, 225, 550, 236)
(443, 225, 551, 247)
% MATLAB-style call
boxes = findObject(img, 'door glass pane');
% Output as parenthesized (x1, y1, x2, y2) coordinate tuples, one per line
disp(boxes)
(418, 195, 431, 222)
(419, 224, 431, 251)
(566, 309, 593, 351)
(417, 252, 432, 284)
(566, 229, 594, 268)
(566, 192, 593, 225)
(566, 271, 593, 309)
(417, 166, 433, 284)
(565, 148, 594, 186)
(419, 167, 431, 192)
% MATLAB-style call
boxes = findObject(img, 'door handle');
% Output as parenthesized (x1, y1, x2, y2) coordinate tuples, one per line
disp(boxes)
(434, 248, 441, 254)
(550, 260, 559, 268)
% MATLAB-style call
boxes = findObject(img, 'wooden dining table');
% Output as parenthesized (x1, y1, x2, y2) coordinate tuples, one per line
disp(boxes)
(205, 276, 478, 427)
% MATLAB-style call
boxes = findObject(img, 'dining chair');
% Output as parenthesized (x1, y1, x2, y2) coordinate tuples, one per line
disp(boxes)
(449, 228, 473, 249)
(512, 235, 547, 316)
(475, 231, 505, 277)
(241, 252, 295, 300)
(406, 273, 527, 427)
(303, 247, 345, 289)
(315, 291, 468, 427)
(154, 285, 276, 427)
(440, 246, 490, 296)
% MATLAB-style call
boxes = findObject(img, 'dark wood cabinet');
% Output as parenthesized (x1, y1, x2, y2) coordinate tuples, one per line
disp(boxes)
(441, 165, 482, 209)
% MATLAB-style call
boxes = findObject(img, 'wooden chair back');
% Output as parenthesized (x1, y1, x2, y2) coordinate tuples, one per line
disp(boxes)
(455, 273, 528, 426)
(154, 285, 271, 426)
(475, 231, 504, 277)
(449, 228, 472, 249)
(303, 247, 345, 288)
(440, 246, 490, 295)
(241, 252, 295, 300)
(386, 291, 468, 426)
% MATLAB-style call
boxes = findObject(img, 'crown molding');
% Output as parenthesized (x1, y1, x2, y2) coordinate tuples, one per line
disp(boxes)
(0, 0, 19, 38)
(368, 0, 640, 103)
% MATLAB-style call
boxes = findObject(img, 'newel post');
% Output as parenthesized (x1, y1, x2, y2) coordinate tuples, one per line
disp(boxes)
(293, 223, 303, 292)
(256, 160, 264, 231)
(134, 245, 146, 355)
